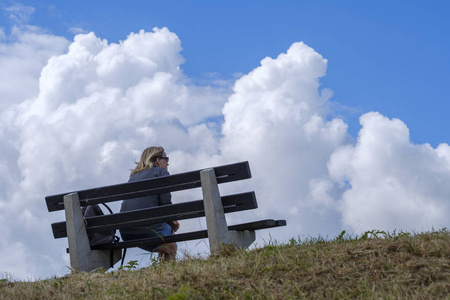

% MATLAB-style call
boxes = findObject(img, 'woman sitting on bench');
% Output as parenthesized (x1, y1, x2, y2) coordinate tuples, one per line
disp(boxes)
(120, 146, 180, 261)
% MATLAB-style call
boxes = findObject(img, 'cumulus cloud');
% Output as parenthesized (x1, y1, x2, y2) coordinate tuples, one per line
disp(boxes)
(0, 21, 69, 279)
(325, 112, 450, 233)
(0, 21, 449, 280)
(0, 26, 68, 110)
(220, 42, 349, 238)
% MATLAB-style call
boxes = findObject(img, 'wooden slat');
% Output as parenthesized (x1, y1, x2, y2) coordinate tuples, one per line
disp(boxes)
(51, 192, 257, 239)
(229, 219, 287, 231)
(46, 161, 251, 212)
(91, 219, 287, 250)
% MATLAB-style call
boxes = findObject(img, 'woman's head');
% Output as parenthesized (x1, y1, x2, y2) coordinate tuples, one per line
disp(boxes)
(130, 146, 169, 176)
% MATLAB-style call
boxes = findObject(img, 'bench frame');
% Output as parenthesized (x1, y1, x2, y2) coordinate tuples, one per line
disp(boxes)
(46, 162, 286, 272)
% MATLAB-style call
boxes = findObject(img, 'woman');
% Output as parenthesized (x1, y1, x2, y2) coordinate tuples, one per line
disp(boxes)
(120, 146, 180, 261)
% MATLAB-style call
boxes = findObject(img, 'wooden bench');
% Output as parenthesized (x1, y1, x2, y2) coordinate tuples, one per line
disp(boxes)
(45, 161, 286, 272)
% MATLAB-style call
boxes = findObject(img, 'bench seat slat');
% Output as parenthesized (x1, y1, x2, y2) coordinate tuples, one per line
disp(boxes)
(91, 219, 286, 250)
(51, 192, 257, 239)
(46, 161, 251, 212)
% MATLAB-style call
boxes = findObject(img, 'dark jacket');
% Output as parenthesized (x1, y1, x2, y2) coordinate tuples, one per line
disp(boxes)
(119, 167, 171, 234)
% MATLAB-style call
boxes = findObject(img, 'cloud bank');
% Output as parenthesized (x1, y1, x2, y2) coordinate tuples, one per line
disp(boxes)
(1, 22, 449, 280)
(328, 112, 450, 232)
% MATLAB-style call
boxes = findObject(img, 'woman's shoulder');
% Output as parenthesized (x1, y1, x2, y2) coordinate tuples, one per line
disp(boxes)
(153, 167, 170, 176)
(129, 167, 169, 182)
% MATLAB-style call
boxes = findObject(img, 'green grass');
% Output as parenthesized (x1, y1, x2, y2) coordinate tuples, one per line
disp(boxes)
(1, 229, 450, 299)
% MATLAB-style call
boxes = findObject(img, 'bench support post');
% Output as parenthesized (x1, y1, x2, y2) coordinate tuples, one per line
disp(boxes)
(200, 169, 255, 255)
(64, 193, 121, 272)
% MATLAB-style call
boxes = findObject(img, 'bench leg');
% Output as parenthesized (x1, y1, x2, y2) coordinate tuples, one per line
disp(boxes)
(200, 169, 256, 254)
(228, 230, 256, 249)
(64, 193, 121, 272)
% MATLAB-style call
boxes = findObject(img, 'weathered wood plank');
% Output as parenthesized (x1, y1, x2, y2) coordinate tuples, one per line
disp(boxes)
(46, 161, 251, 212)
(91, 219, 286, 250)
(51, 192, 257, 239)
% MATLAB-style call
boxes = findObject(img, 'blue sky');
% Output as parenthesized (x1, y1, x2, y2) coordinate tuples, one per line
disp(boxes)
(1, 1, 450, 280)
(2, 1, 449, 144)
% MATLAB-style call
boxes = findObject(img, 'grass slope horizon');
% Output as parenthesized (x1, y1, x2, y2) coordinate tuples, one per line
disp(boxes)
(1, 229, 449, 299)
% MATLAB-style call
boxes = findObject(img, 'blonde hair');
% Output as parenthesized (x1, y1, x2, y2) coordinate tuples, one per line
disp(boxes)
(130, 146, 165, 177)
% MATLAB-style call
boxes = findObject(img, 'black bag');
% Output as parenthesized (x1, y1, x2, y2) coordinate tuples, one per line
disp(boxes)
(82, 204, 119, 246)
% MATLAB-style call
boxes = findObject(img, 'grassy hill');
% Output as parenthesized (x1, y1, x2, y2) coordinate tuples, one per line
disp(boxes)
(1, 229, 449, 299)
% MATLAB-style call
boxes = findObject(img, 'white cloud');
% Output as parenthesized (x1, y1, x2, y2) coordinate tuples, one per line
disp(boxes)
(0, 22, 448, 281)
(0, 26, 68, 110)
(69, 27, 86, 35)
(326, 112, 450, 233)
(0, 24, 70, 280)
(220, 42, 349, 238)
(3, 3, 35, 25)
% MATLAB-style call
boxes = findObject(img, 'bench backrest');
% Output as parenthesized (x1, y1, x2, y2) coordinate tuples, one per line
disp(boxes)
(45, 161, 251, 212)
(46, 161, 255, 240)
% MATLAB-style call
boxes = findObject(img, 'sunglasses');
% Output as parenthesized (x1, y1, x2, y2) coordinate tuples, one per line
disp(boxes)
(159, 156, 169, 162)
